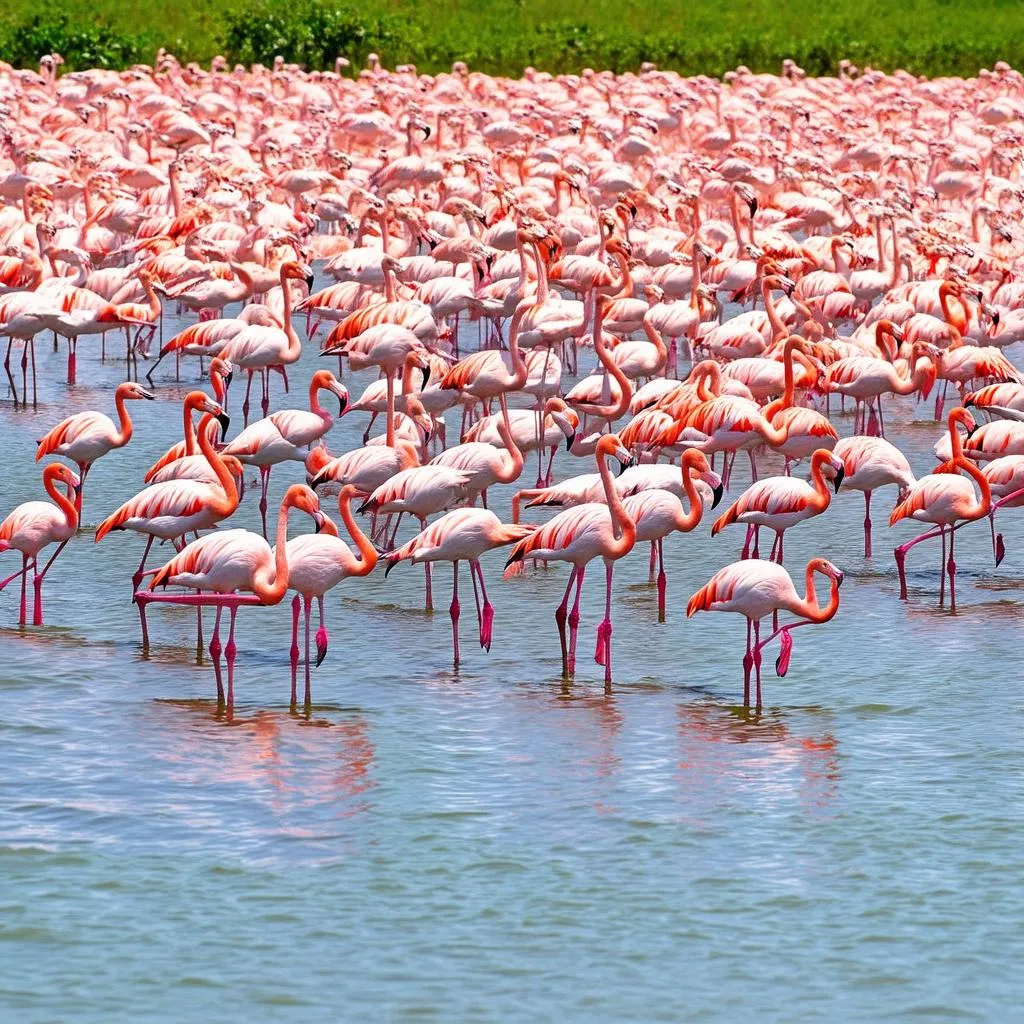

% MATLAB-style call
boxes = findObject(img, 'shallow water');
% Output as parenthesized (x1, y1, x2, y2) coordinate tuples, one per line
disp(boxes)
(2, 287, 1024, 1021)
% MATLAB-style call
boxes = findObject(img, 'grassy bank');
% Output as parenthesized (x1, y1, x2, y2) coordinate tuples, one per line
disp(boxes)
(1, 0, 1023, 77)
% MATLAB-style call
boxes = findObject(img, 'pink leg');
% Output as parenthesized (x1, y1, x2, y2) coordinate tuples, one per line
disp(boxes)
(242, 371, 254, 425)
(567, 566, 586, 678)
(752, 618, 763, 709)
(864, 491, 873, 559)
(939, 525, 947, 607)
(225, 606, 238, 706)
(450, 561, 461, 667)
(741, 525, 754, 560)
(742, 618, 753, 706)
(648, 541, 657, 584)
(261, 371, 270, 418)
(289, 594, 300, 706)
(594, 561, 615, 685)
(472, 559, 493, 650)
(314, 596, 328, 668)
(543, 445, 558, 486)
(132, 535, 155, 591)
(420, 518, 433, 610)
(210, 604, 225, 704)
(893, 524, 944, 601)
(555, 567, 577, 678)
(947, 527, 957, 614)
(656, 539, 667, 623)
(303, 593, 313, 706)
(259, 466, 271, 539)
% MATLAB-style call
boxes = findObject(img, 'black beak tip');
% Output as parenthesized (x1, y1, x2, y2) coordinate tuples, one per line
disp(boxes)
(384, 559, 396, 578)
(216, 413, 230, 436)
(564, 431, 575, 452)
(712, 482, 724, 509)
(304, 274, 315, 291)
(420, 367, 431, 389)
(315, 649, 327, 668)
(338, 395, 348, 415)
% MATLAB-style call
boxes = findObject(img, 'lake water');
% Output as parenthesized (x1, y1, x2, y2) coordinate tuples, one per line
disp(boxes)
(2, 286, 1023, 1021)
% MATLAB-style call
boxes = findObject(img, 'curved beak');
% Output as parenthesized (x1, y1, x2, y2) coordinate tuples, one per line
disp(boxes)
(617, 455, 635, 474)
(216, 412, 230, 437)
(420, 366, 431, 389)
(334, 387, 348, 415)
(312, 511, 326, 533)
(384, 557, 398, 578)
(140, 389, 156, 400)
(747, 197, 758, 217)
(422, 125, 431, 139)
(224, 369, 234, 388)
(310, 469, 330, 490)
(832, 464, 845, 493)
(711, 481, 724, 508)
(304, 274, 315, 291)
(320, 345, 343, 358)
(834, 570, 845, 587)
(565, 430, 576, 452)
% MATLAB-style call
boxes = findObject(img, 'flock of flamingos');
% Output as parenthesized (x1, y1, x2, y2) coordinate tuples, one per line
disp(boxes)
(3, 52, 1024, 709)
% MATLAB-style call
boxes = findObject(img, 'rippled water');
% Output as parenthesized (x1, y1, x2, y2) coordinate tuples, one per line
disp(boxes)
(2, 286, 1024, 1021)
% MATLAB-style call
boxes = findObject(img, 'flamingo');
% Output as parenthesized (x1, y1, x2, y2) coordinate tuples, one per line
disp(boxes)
(35, 381, 155, 514)
(222, 369, 349, 537)
(505, 434, 637, 685)
(890, 408, 992, 612)
(711, 449, 845, 564)
(622, 450, 723, 621)
(0, 463, 80, 626)
(428, 412, 525, 506)
(280, 485, 377, 706)
(384, 507, 534, 666)
(833, 436, 916, 557)
(143, 485, 324, 706)
(686, 558, 844, 708)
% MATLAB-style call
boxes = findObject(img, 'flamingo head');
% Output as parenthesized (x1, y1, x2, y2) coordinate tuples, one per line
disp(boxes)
(950, 406, 978, 439)
(810, 558, 845, 588)
(283, 484, 324, 532)
(597, 432, 633, 472)
(188, 391, 230, 437)
(311, 369, 349, 415)
(209, 357, 234, 392)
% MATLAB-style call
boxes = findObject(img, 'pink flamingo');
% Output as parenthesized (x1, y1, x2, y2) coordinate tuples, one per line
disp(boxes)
(891, 408, 992, 612)
(385, 507, 534, 667)
(281, 485, 377, 707)
(35, 381, 155, 514)
(687, 558, 844, 708)
(505, 434, 637, 685)
(143, 484, 324, 706)
(0, 463, 80, 626)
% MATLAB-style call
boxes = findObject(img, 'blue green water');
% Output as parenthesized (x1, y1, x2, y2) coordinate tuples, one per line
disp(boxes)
(2, 290, 1023, 1021)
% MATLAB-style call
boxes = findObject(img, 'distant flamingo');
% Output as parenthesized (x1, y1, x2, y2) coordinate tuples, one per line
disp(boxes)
(686, 558, 844, 707)
(0, 463, 80, 626)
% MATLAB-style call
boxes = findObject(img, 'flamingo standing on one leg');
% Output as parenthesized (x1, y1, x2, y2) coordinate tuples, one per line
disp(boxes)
(35, 381, 156, 515)
(0, 463, 80, 626)
(504, 434, 637, 685)
(833, 435, 916, 558)
(143, 485, 324, 707)
(686, 557, 844, 708)
(890, 408, 992, 612)
(384, 507, 534, 667)
(280, 484, 377, 707)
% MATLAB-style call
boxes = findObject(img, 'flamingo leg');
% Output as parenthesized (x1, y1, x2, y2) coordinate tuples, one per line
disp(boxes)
(543, 444, 558, 486)
(315, 596, 328, 668)
(32, 538, 71, 626)
(742, 617, 753, 707)
(555, 567, 577, 678)
(864, 490, 873, 559)
(4, 336, 19, 407)
(261, 370, 270, 418)
(242, 371, 254, 425)
(656, 539, 667, 622)
(225, 605, 238, 707)
(741, 524, 754, 560)
(450, 561, 461, 667)
(420, 517, 433, 610)
(752, 618, 763, 709)
(893, 523, 945, 601)
(567, 565, 586, 678)
(648, 541, 657, 584)
(303, 593, 313, 707)
(259, 466, 271, 540)
(132, 535, 155, 591)
(289, 594, 300, 706)
(473, 559, 494, 651)
(594, 561, 615, 685)
(939, 525, 947, 607)
(947, 527, 958, 613)
(210, 604, 224, 704)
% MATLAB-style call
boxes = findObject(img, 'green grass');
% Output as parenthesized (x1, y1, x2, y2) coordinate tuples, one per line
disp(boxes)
(1, 0, 1023, 76)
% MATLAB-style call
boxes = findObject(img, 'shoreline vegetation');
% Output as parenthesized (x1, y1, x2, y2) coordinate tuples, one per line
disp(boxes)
(1, 0, 1023, 77)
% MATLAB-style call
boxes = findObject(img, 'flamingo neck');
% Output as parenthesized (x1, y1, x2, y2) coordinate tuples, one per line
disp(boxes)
(531, 242, 550, 304)
(610, 249, 632, 299)
(308, 379, 333, 426)
(808, 451, 833, 510)
(280, 271, 302, 360)
(791, 565, 840, 623)
(113, 390, 134, 447)
(592, 307, 633, 420)
(677, 459, 704, 532)
(383, 262, 396, 303)
(939, 287, 968, 336)
(182, 401, 198, 456)
(764, 283, 787, 342)
(597, 448, 636, 553)
(690, 250, 703, 311)
(494, 415, 524, 483)
(506, 307, 529, 393)
(952, 420, 993, 516)
(253, 496, 294, 603)
(44, 470, 79, 531)
(197, 413, 238, 514)
(339, 491, 378, 575)
(641, 317, 668, 368)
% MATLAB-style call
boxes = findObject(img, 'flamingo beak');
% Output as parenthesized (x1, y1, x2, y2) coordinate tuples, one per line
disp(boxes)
(421, 367, 431, 389)
(304, 274, 315, 291)
(140, 389, 156, 400)
(216, 412, 230, 437)
(224, 369, 234, 388)
(384, 557, 399, 578)
(310, 469, 330, 491)
(712, 481, 724, 508)
(833, 465, 845, 493)
(747, 197, 758, 217)
(312, 511, 326, 533)
(335, 388, 348, 415)
(565, 430, 576, 452)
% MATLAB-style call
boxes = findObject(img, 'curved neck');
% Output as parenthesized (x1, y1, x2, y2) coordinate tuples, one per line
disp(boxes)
(280, 271, 302, 360)
(494, 415, 524, 483)
(308, 379, 333, 425)
(641, 317, 668, 367)
(893, 350, 932, 395)
(889, 222, 902, 288)
(952, 420, 993, 516)
(676, 459, 704, 532)
(383, 261, 397, 303)
(764, 283, 787, 341)
(339, 491, 378, 575)
(597, 449, 636, 554)
(789, 566, 841, 623)
(196, 412, 238, 513)
(253, 496, 294, 602)
(939, 287, 968, 336)
(44, 471, 79, 531)
(609, 249, 632, 299)
(113, 390, 135, 447)
(690, 249, 703, 311)
(506, 307, 529, 393)
(182, 400, 198, 455)
(808, 451, 833, 510)
(592, 305, 633, 419)
(530, 242, 549, 304)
